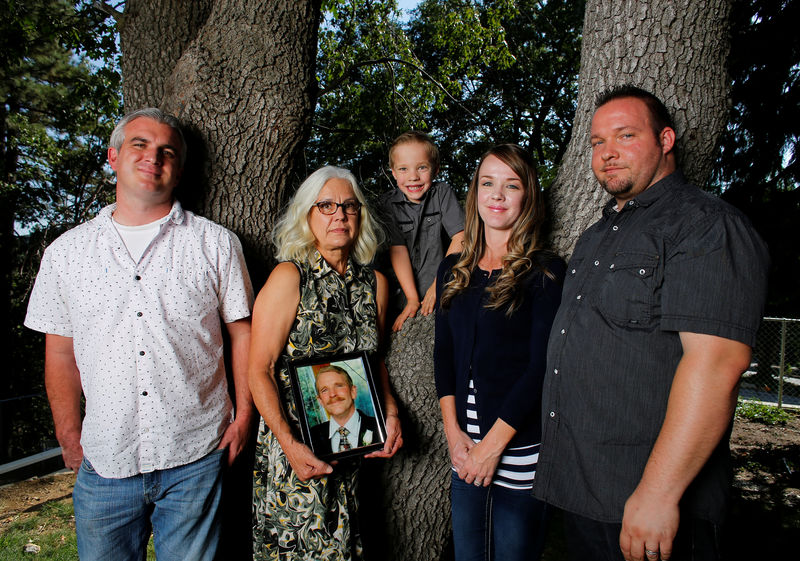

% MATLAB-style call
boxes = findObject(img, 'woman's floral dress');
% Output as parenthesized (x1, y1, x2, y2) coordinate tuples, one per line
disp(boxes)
(253, 251, 379, 560)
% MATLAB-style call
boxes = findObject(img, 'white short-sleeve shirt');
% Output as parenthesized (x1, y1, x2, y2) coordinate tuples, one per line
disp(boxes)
(25, 202, 254, 478)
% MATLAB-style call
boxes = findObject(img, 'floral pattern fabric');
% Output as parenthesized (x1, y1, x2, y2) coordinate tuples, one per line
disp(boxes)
(253, 251, 378, 560)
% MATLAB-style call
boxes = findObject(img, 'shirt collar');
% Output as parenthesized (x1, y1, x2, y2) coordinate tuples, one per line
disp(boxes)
(99, 200, 185, 225)
(310, 249, 356, 284)
(328, 408, 361, 437)
(602, 171, 685, 217)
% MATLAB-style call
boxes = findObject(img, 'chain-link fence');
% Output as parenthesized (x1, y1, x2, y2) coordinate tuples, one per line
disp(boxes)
(740, 317, 800, 409)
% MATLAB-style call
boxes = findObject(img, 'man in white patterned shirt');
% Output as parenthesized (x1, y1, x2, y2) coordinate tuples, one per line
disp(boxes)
(25, 108, 254, 561)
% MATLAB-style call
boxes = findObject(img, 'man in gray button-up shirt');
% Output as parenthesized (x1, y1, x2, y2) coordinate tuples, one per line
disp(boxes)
(533, 86, 769, 561)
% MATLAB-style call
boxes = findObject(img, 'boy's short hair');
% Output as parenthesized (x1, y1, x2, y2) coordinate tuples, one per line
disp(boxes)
(388, 131, 440, 175)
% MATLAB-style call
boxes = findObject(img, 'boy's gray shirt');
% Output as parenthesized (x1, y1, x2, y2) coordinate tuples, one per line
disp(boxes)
(379, 180, 465, 294)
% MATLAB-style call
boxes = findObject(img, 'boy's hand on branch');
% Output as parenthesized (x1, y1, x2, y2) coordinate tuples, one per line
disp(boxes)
(392, 299, 420, 331)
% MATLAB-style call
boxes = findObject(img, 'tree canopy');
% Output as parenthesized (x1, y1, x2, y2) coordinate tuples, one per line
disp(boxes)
(713, 0, 800, 315)
(310, 0, 584, 196)
(1, 0, 120, 461)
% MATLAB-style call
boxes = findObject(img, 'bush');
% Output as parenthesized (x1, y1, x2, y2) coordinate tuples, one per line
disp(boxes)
(736, 399, 793, 425)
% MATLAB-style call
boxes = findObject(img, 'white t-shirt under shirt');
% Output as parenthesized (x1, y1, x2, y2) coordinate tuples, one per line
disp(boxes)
(112, 214, 167, 263)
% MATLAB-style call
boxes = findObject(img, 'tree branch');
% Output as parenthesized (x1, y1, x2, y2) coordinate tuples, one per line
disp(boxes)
(318, 57, 480, 122)
(94, 1, 124, 19)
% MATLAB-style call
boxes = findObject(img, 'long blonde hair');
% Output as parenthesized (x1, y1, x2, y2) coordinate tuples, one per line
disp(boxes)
(440, 144, 553, 315)
(272, 166, 384, 265)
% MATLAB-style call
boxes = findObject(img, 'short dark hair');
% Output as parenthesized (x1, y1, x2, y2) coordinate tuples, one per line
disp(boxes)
(389, 130, 440, 175)
(595, 85, 674, 136)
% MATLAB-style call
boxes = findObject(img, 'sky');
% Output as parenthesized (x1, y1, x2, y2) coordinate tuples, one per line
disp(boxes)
(396, 0, 419, 16)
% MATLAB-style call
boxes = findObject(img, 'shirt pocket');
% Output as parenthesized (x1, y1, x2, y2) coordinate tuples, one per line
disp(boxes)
(597, 252, 659, 328)
(397, 220, 415, 234)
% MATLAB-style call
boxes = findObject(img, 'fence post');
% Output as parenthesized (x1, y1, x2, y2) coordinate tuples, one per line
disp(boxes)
(778, 319, 787, 408)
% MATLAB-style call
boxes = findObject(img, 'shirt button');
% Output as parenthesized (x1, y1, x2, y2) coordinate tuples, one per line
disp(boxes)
(610, 264, 615, 269)
(560, 329, 566, 335)
(134, 275, 142, 280)
(139, 350, 145, 356)
(594, 260, 599, 266)
(137, 312, 143, 317)
(576, 295, 581, 300)
(549, 411, 556, 418)
(553, 369, 558, 375)
(639, 269, 646, 275)
(612, 225, 619, 231)
(571, 269, 576, 275)
(141, 391, 148, 396)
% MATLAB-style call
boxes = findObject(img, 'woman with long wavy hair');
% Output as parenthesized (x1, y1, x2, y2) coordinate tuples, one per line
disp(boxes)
(434, 144, 565, 561)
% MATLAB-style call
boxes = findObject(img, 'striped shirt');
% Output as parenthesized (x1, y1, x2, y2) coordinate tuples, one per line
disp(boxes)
(458, 378, 539, 490)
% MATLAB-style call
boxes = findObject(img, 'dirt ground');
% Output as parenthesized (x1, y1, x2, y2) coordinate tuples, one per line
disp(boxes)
(725, 411, 800, 559)
(2, 413, 799, 556)
(0, 470, 75, 530)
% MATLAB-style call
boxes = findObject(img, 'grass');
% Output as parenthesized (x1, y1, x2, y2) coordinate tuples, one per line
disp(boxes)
(0, 501, 77, 560)
(736, 399, 794, 425)
(0, 499, 155, 560)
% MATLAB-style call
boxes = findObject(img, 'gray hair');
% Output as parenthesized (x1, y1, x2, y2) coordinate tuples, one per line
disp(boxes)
(109, 108, 187, 166)
(272, 166, 384, 265)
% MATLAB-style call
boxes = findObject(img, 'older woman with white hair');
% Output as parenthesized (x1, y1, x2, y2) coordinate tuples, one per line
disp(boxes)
(249, 166, 403, 560)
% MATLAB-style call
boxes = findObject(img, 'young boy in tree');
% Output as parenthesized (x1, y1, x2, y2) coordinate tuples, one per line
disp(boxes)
(379, 131, 465, 331)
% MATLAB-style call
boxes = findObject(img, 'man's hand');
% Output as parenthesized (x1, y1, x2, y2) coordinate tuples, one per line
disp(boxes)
(618, 332, 751, 561)
(620, 485, 679, 561)
(59, 432, 83, 473)
(392, 299, 420, 332)
(45, 334, 84, 474)
(218, 416, 253, 466)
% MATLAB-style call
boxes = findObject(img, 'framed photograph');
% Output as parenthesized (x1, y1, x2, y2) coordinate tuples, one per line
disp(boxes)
(287, 350, 386, 461)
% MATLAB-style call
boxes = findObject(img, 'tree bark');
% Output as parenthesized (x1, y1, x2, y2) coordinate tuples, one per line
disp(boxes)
(118, 0, 322, 283)
(361, 313, 453, 561)
(116, 3, 322, 559)
(117, 0, 214, 111)
(548, 0, 731, 258)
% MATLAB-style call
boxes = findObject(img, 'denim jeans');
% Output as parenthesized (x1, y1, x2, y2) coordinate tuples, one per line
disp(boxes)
(563, 510, 723, 561)
(73, 449, 225, 561)
(450, 471, 548, 561)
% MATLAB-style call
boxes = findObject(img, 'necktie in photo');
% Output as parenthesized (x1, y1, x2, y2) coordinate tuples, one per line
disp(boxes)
(338, 426, 351, 451)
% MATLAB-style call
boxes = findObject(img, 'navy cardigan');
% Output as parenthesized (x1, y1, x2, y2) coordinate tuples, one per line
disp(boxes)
(433, 253, 565, 447)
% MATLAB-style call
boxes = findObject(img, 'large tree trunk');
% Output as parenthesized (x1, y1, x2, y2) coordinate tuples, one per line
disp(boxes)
(116, 3, 322, 559)
(361, 313, 453, 561)
(118, 0, 322, 282)
(117, 1, 214, 111)
(548, 0, 731, 258)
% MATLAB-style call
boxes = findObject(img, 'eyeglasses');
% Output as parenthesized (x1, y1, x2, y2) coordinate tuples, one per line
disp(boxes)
(312, 200, 362, 215)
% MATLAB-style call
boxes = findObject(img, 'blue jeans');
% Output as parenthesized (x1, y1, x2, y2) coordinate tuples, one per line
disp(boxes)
(450, 471, 548, 561)
(73, 449, 225, 561)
